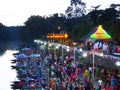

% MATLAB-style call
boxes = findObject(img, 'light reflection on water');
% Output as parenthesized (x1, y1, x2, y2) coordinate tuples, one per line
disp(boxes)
(0, 50, 18, 90)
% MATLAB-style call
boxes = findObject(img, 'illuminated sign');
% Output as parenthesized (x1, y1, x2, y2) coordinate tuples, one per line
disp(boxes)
(46, 33, 68, 40)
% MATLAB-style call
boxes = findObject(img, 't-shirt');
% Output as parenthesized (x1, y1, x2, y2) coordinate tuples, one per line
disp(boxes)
(98, 79, 102, 86)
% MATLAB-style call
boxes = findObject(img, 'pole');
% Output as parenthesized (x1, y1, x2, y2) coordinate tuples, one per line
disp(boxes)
(62, 45, 63, 61)
(53, 40, 55, 59)
(74, 47, 75, 62)
(93, 50, 95, 79)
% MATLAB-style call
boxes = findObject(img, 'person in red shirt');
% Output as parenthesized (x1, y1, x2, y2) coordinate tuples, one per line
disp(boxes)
(104, 86, 110, 90)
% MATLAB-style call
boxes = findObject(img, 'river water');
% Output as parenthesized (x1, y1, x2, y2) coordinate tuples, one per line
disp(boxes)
(0, 41, 21, 90)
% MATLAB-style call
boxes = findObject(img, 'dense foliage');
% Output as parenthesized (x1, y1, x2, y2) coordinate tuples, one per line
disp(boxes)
(0, 23, 8, 41)
(19, 3, 120, 43)
(0, 0, 120, 44)
(0, 24, 22, 41)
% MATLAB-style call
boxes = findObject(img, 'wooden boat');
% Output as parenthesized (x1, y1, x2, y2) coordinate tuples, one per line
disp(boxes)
(11, 81, 26, 89)
(11, 65, 18, 69)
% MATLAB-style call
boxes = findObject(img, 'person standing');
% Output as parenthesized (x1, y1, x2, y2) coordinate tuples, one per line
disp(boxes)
(111, 76, 116, 90)
(97, 77, 103, 90)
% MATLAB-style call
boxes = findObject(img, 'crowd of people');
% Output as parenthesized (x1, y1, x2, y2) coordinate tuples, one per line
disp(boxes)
(11, 41, 120, 90)
(86, 39, 119, 55)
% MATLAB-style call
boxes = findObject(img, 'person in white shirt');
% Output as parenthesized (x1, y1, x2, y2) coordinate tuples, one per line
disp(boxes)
(98, 77, 103, 90)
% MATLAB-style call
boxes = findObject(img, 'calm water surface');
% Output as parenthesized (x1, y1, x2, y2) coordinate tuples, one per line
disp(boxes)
(0, 50, 19, 90)
(0, 41, 21, 90)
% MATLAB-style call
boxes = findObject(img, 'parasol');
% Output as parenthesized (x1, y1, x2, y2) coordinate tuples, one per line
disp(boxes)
(28, 54, 40, 58)
(15, 54, 27, 59)
(21, 48, 31, 51)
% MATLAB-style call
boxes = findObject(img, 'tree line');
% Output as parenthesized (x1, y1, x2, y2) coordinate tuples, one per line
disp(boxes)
(0, 0, 120, 44)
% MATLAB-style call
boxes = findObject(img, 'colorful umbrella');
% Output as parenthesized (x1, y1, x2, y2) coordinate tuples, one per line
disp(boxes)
(28, 54, 40, 58)
(15, 54, 27, 59)
(90, 25, 111, 39)
(21, 48, 31, 51)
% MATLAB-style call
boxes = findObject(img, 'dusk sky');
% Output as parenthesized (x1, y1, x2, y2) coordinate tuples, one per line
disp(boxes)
(0, 0, 119, 26)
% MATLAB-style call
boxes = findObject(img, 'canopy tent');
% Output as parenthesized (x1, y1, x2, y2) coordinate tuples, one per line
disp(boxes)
(90, 25, 112, 39)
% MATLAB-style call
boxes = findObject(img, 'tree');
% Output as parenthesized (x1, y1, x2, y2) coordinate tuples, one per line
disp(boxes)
(110, 4, 120, 19)
(87, 9, 103, 24)
(91, 5, 101, 11)
(65, 0, 86, 18)
(70, 19, 94, 41)
(98, 8, 118, 24)
(0, 23, 8, 41)
(24, 15, 48, 39)
(104, 19, 120, 44)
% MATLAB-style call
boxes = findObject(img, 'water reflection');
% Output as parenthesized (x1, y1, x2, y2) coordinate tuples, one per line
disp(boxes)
(0, 50, 18, 90)
(0, 41, 21, 56)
